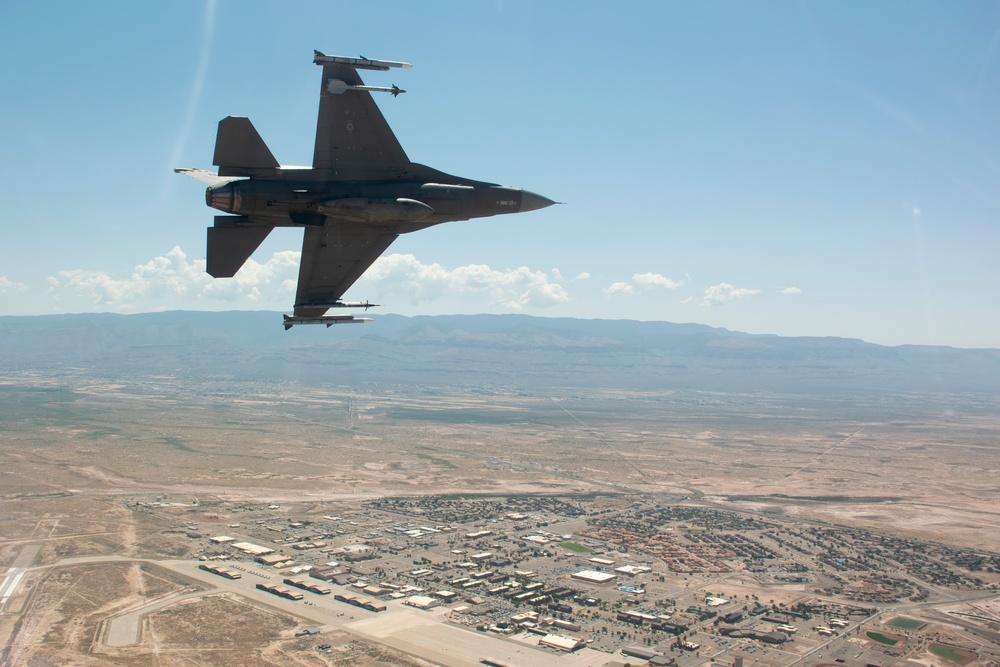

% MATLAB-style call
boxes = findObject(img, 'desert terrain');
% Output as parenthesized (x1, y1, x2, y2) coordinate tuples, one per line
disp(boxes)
(1, 372, 998, 666)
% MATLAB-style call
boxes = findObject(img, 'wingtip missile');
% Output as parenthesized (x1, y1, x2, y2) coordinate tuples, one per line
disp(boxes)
(326, 79, 406, 96)
(313, 51, 412, 71)
(330, 300, 381, 311)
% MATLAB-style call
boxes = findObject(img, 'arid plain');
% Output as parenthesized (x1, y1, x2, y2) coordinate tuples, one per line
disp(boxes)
(4, 375, 998, 546)
(1, 372, 999, 666)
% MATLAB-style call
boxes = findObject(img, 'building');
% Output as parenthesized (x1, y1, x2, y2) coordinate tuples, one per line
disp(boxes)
(232, 542, 274, 556)
(257, 554, 291, 566)
(327, 544, 374, 561)
(623, 646, 658, 660)
(538, 634, 584, 652)
(571, 570, 616, 585)
(404, 595, 440, 610)
(552, 619, 581, 632)
(466, 530, 493, 539)
(198, 564, 241, 579)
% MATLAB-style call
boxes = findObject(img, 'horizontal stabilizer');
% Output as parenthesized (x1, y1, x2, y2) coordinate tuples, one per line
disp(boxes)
(214, 117, 279, 172)
(206, 225, 273, 278)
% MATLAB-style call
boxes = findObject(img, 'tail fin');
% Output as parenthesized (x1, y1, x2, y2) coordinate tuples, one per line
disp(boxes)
(214, 117, 279, 175)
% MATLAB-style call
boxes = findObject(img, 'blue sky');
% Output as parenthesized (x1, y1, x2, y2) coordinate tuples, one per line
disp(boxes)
(1, 1, 998, 348)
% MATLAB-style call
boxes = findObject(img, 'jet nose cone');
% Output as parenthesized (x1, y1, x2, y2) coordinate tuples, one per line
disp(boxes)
(520, 190, 556, 213)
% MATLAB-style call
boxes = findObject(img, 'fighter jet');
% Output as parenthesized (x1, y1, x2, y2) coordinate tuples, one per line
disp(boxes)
(177, 51, 555, 329)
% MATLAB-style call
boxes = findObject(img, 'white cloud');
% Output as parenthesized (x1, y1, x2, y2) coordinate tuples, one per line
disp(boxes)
(632, 272, 683, 289)
(603, 281, 634, 297)
(360, 253, 569, 310)
(48, 246, 300, 311)
(780, 286, 802, 295)
(200, 250, 299, 302)
(46, 249, 570, 313)
(0, 276, 28, 293)
(700, 282, 761, 307)
(575, 272, 590, 280)
(602, 272, 682, 297)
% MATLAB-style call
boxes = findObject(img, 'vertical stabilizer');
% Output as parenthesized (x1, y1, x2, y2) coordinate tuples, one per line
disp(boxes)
(214, 117, 279, 175)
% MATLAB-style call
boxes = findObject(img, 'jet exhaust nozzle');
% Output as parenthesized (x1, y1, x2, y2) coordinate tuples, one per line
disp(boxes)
(206, 183, 239, 213)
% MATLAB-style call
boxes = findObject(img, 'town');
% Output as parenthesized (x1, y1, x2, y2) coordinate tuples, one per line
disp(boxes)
(126, 492, 1000, 666)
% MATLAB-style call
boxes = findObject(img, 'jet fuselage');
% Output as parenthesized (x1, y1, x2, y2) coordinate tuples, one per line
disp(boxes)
(205, 175, 549, 231)
(177, 52, 556, 323)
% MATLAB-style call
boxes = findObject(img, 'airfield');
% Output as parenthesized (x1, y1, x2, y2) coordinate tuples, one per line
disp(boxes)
(1, 372, 999, 666)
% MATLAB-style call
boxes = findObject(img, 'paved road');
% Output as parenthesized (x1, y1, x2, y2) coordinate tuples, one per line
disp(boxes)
(0, 543, 41, 611)
(38, 556, 609, 667)
(105, 590, 208, 647)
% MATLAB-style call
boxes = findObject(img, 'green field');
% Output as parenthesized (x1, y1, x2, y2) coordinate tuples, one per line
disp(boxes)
(866, 631, 899, 646)
(887, 616, 924, 630)
(559, 542, 592, 553)
(930, 644, 970, 663)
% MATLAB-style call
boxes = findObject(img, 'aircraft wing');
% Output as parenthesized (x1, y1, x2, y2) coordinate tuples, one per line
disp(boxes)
(313, 62, 409, 170)
(293, 223, 398, 317)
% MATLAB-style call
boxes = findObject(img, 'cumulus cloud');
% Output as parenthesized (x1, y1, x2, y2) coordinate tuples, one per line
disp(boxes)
(0, 276, 28, 293)
(780, 286, 802, 295)
(633, 272, 683, 289)
(575, 272, 590, 280)
(48, 246, 299, 311)
(360, 253, 569, 310)
(602, 272, 682, 297)
(47, 248, 570, 313)
(200, 250, 299, 302)
(700, 282, 761, 307)
(603, 282, 634, 297)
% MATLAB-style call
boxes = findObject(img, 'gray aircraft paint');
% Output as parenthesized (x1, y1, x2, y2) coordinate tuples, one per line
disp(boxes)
(177, 51, 554, 327)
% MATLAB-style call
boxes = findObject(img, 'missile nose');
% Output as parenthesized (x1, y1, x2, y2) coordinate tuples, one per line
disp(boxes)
(520, 190, 556, 213)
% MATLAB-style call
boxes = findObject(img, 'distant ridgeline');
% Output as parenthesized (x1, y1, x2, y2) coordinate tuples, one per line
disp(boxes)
(1, 311, 999, 393)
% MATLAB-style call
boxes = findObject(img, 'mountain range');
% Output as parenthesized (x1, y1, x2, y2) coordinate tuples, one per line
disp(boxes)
(2, 311, 998, 393)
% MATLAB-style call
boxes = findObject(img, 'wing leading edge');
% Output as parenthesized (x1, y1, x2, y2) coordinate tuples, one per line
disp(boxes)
(313, 60, 409, 170)
(293, 224, 398, 317)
